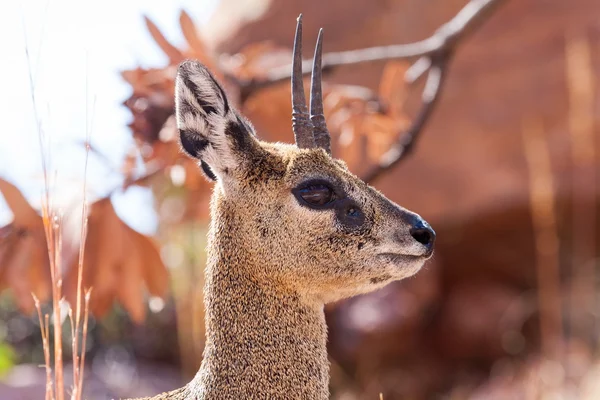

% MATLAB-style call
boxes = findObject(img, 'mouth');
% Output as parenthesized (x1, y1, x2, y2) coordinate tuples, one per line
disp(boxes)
(374, 252, 431, 281)
(377, 253, 429, 264)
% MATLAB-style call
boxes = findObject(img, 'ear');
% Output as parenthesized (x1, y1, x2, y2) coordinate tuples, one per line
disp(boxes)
(175, 60, 257, 180)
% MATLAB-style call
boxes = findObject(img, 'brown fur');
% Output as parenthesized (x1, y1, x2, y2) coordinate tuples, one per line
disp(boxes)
(128, 61, 434, 399)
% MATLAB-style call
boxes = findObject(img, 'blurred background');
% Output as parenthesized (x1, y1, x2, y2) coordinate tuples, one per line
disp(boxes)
(0, 0, 599, 398)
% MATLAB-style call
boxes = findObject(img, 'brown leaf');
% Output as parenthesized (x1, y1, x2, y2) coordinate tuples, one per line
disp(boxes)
(64, 197, 169, 322)
(179, 10, 222, 79)
(242, 84, 293, 140)
(0, 224, 17, 262)
(116, 228, 146, 323)
(0, 227, 20, 291)
(2, 233, 38, 313)
(378, 61, 409, 114)
(180, 10, 203, 55)
(0, 181, 50, 312)
(129, 227, 169, 298)
(90, 199, 124, 316)
(144, 16, 185, 64)
(27, 234, 51, 305)
(120, 68, 145, 89)
(0, 178, 42, 229)
(65, 198, 121, 317)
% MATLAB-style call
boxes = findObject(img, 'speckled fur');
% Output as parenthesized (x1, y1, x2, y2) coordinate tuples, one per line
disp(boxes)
(128, 61, 433, 400)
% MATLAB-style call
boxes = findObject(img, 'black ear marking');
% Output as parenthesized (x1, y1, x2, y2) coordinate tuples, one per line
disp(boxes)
(177, 99, 202, 120)
(181, 74, 218, 116)
(224, 114, 255, 154)
(180, 129, 209, 158)
(178, 60, 229, 118)
(201, 160, 217, 181)
(207, 73, 229, 114)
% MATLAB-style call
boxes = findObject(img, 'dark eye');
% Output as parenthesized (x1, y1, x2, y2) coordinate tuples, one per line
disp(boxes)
(347, 207, 360, 217)
(296, 183, 334, 207)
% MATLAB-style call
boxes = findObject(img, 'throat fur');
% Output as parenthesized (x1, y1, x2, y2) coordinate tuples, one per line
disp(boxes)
(189, 242, 330, 400)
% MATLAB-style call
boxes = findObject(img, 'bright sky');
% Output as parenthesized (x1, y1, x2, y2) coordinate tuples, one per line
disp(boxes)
(0, 0, 217, 234)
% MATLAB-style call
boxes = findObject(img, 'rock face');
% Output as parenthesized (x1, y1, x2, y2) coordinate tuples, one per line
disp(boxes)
(200, 0, 600, 397)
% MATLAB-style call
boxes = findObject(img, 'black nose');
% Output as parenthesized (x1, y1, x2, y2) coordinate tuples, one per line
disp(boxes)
(410, 220, 436, 250)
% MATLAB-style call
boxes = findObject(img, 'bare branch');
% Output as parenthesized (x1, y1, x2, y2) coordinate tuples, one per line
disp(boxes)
(362, 54, 450, 183)
(359, 0, 506, 181)
(233, 0, 505, 181)
(237, 0, 505, 100)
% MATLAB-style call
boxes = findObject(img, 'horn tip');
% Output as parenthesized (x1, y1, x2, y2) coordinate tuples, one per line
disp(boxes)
(297, 14, 303, 23)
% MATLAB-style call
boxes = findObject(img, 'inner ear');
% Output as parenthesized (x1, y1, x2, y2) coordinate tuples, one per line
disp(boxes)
(175, 60, 259, 181)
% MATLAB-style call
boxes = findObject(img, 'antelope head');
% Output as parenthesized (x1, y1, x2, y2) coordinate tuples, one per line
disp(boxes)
(175, 15, 435, 303)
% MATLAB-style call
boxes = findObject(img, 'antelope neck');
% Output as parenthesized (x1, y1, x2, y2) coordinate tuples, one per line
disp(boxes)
(188, 254, 330, 399)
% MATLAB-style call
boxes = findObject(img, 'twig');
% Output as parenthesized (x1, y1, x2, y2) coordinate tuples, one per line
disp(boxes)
(78, 289, 92, 393)
(362, 53, 450, 182)
(52, 214, 65, 400)
(33, 295, 53, 400)
(70, 69, 94, 400)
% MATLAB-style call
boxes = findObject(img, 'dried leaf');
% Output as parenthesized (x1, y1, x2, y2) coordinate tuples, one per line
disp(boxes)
(128, 226, 169, 298)
(179, 10, 222, 79)
(0, 228, 20, 291)
(116, 228, 146, 323)
(0, 181, 50, 312)
(144, 16, 185, 64)
(27, 235, 51, 305)
(0, 178, 42, 228)
(90, 199, 122, 316)
(180, 10, 203, 54)
(120, 68, 144, 88)
(2, 233, 37, 313)
(378, 61, 409, 111)
(64, 197, 169, 322)
(64, 198, 121, 317)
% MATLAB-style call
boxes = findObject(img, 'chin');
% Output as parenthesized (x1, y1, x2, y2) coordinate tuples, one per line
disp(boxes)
(316, 257, 430, 303)
(384, 255, 428, 280)
(397, 259, 426, 278)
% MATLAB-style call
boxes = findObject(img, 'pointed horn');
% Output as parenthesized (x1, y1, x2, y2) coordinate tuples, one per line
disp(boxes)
(291, 14, 315, 149)
(310, 28, 331, 155)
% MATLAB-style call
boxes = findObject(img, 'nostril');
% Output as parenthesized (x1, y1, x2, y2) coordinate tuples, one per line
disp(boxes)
(410, 227, 435, 247)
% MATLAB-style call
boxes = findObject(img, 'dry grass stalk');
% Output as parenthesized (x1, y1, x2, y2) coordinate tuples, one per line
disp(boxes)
(34, 295, 53, 400)
(24, 16, 65, 399)
(565, 33, 597, 349)
(33, 152, 93, 400)
(26, 37, 93, 399)
(78, 289, 92, 392)
(35, 203, 92, 400)
(69, 111, 93, 400)
(522, 116, 563, 363)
